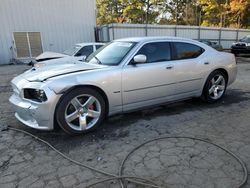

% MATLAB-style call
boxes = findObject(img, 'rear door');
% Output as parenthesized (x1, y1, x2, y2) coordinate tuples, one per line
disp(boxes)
(170, 42, 206, 95)
(122, 42, 177, 111)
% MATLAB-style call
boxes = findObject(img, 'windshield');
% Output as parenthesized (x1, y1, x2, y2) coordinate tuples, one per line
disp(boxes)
(241, 36, 250, 43)
(63, 45, 81, 56)
(86, 41, 136, 65)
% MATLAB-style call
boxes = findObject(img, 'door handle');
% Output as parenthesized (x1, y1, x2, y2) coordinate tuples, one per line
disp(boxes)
(166, 65, 174, 69)
(204, 62, 210, 65)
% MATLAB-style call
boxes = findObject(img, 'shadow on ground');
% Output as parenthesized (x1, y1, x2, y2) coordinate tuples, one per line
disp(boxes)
(10, 88, 249, 153)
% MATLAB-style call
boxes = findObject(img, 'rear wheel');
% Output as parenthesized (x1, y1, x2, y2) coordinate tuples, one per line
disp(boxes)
(56, 87, 106, 135)
(202, 71, 227, 103)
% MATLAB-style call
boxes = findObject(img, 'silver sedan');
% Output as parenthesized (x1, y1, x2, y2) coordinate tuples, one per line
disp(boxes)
(9, 37, 237, 135)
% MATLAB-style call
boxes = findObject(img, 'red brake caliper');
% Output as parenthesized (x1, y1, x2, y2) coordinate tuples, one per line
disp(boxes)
(88, 104, 94, 110)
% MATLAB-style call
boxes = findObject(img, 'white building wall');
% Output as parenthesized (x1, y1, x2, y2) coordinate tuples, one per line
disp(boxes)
(0, 0, 96, 64)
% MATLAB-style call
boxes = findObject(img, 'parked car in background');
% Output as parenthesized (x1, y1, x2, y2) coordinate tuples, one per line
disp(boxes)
(35, 43, 105, 62)
(231, 36, 250, 56)
(9, 37, 237, 135)
(199, 40, 223, 51)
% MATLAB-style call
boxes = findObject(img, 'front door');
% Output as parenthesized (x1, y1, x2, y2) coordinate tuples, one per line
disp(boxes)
(122, 42, 176, 111)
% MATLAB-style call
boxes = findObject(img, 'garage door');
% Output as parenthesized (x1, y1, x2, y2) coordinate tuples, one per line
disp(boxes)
(13, 32, 43, 58)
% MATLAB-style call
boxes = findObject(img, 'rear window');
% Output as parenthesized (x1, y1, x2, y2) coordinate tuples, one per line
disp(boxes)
(173, 42, 204, 60)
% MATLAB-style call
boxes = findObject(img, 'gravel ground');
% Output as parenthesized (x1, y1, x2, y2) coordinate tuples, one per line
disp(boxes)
(0, 56, 250, 188)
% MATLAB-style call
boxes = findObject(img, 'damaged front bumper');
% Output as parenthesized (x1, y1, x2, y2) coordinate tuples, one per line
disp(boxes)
(9, 76, 61, 130)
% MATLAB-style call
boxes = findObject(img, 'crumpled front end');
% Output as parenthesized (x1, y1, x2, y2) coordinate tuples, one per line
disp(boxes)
(9, 76, 61, 130)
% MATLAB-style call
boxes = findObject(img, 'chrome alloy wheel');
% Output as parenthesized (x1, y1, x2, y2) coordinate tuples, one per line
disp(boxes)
(208, 75, 226, 100)
(64, 95, 101, 131)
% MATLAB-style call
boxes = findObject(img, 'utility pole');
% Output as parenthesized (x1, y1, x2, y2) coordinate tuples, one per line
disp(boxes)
(224, 0, 228, 27)
(199, 10, 201, 26)
(176, 0, 178, 25)
(185, 0, 188, 24)
(220, 14, 223, 27)
(145, 0, 150, 36)
(195, 3, 198, 25)
(145, 0, 150, 25)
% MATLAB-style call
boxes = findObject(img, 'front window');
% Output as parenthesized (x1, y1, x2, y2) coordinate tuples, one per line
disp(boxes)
(86, 41, 136, 65)
(75, 46, 94, 57)
(135, 42, 171, 63)
(63, 45, 81, 56)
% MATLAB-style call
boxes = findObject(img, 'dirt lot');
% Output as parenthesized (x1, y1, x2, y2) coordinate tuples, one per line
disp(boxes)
(1, 56, 250, 188)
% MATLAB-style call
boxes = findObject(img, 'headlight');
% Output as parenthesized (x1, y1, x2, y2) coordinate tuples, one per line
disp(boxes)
(23, 89, 47, 102)
(246, 43, 250, 47)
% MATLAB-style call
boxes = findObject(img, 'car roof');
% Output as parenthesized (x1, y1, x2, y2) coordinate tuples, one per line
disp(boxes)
(116, 36, 215, 51)
(116, 36, 196, 43)
(75, 42, 105, 47)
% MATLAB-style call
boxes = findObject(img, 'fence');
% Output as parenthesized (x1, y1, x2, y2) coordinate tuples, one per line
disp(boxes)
(97, 23, 250, 49)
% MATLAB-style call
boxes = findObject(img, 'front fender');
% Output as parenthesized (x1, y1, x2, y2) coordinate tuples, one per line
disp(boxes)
(47, 69, 123, 115)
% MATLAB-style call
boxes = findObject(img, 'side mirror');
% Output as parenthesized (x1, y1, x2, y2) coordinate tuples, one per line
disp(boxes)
(133, 54, 147, 64)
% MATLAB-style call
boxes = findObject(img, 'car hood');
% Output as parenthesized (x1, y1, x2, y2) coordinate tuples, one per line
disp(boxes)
(21, 61, 105, 82)
(36, 51, 68, 61)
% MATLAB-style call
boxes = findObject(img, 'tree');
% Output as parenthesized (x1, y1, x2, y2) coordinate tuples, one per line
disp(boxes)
(229, 0, 250, 28)
(198, 0, 229, 27)
(97, 0, 162, 25)
(159, 0, 188, 25)
(157, 0, 200, 25)
(96, 0, 250, 28)
(198, 0, 250, 28)
(241, 2, 250, 28)
(122, 0, 145, 23)
(96, 0, 123, 25)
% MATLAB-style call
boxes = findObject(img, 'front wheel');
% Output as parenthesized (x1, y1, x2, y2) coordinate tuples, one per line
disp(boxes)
(202, 71, 227, 103)
(56, 87, 106, 135)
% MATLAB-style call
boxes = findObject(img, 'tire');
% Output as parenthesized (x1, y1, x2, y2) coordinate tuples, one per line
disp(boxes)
(202, 70, 227, 103)
(56, 87, 106, 135)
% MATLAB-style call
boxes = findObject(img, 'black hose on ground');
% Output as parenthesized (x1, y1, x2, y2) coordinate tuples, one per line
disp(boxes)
(5, 127, 248, 188)
(7, 127, 161, 188)
(118, 136, 248, 188)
